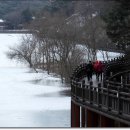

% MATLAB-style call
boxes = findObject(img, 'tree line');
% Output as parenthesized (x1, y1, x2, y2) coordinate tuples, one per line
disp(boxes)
(0, 0, 48, 29)
(6, 0, 129, 83)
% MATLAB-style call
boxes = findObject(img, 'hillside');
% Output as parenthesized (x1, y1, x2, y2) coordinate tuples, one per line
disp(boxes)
(0, 0, 50, 29)
(0, 0, 49, 19)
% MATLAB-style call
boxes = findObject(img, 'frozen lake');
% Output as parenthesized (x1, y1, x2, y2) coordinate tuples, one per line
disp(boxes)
(0, 33, 121, 127)
(0, 34, 71, 127)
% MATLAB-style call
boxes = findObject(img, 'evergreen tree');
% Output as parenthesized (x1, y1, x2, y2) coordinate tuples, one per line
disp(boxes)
(44, 0, 74, 16)
(22, 8, 33, 23)
(103, 0, 130, 51)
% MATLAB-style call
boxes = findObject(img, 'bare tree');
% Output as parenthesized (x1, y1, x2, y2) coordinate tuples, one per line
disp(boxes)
(6, 1, 116, 83)
(72, 0, 115, 62)
(28, 10, 85, 82)
(6, 34, 38, 72)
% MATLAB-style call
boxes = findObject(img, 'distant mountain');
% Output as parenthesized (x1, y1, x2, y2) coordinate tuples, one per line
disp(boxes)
(0, 0, 49, 19)
(0, 0, 50, 29)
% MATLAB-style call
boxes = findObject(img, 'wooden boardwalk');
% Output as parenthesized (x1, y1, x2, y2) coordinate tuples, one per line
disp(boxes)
(82, 74, 102, 87)
(71, 55, 130, 127)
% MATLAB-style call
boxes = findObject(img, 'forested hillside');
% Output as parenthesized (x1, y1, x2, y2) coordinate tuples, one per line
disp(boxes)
(0, 0, 48, 18)
(0, 0, 75, 29)
(0, 0, 49, 29)
(6, 0, 120, 83)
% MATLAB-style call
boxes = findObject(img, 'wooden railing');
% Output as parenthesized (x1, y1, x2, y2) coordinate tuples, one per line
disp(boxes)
(108, 70, 130, 84)
(71, 79, 130, 124)
(71, 55, 126, 81)
(71, 55, 130, 125)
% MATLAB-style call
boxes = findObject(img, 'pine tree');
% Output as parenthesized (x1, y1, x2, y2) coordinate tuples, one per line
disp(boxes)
(22, 8, 33, 23)
(103, 0, 130, 51)
(44, 0, 74, 16)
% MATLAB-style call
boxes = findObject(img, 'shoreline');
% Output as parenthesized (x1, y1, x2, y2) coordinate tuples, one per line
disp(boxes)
(0, 30, 32, 34)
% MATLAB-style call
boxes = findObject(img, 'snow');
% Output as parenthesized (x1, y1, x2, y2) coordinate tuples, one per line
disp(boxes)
(0, 34, 70, 127)
(0, 33, 122, 127)
(97, 50, 122, 61)
(0, 34, 24, 67)
(0, 19, 4, 22)
(77, 44, 122, 61)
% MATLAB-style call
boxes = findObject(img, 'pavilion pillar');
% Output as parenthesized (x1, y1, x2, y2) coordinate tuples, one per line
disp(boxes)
(74, 103, 80, 127)
(100, 115, 115, 127)
(120, 122, 128, 127)
(86, 109, 93, 127)
(71, 101, 75, 127)
(81, 107, 86, 127)
(71, 101, 80, 127)
(92, 111, 99, 127)
(86, 109, 99, 127)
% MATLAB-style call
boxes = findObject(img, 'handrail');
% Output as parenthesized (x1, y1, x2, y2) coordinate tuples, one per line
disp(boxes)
(108, 70, 130, 81)
(71, 79, 130, 123)
(71, 55, 126, 80)
(71, 55, 130, 125)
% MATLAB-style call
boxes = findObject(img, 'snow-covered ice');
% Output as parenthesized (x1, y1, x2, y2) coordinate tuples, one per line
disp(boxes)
(0, 34, 70, 127)
(0, 33, 122, 127)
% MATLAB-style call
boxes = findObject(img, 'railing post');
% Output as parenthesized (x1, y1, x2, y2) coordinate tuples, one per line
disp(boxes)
(82, 80, 85, 102)
(121, 75, 123, 84)
(117, 86, 122, 115)
(107, 83, 111, 111)
(98, 83, 101, 108)
(126, 73, 129, 84)
(110, 72, 113, 77)
(89, 81, 93, 104)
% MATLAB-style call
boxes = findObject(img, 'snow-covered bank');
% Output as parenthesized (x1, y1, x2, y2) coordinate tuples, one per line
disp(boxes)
(0, 33, 122, 127)
(97, 50, 123, 61)
(0, 34, 25, 67)
(0, 67, 70, 127)
(0, 34, 70, 127)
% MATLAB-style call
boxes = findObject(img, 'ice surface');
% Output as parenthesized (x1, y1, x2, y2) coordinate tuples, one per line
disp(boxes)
(0, 34, 70, 127)
(0, 33, 121, 127)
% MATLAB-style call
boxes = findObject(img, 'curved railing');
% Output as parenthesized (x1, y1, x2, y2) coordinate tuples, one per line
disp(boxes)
(71, 63, 88, 81)
(71, 55, 126, 81)
(108, 70, 130, 82)
(103, 56, 128, 80)
(71, 55, 130, 125)
(71, 78, 130, 125)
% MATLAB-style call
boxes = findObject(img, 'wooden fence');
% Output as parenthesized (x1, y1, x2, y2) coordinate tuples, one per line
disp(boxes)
(71, 55, 130, 126)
